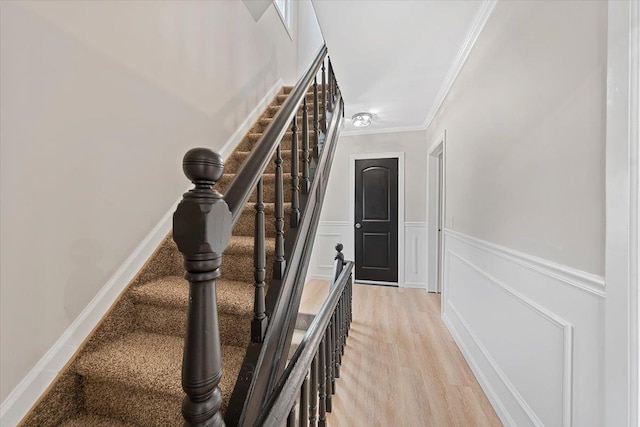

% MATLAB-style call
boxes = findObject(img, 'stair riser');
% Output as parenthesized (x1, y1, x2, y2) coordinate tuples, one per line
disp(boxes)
(219, 177, 294, 203)
(265, 105, 325, 119)
(234, 209, 290, 238)
(222, 252, 275, 283)
(252, 117, 318, 134)
(236, 132, 321, 152)
(84, 380, 182, 427)
(276, 92, 315, 105)
(136, 306, 250, 347)
(226, 152, 300, 175)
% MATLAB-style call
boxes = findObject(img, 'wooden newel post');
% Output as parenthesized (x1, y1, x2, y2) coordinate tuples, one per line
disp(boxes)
(173, 148, 232, 427)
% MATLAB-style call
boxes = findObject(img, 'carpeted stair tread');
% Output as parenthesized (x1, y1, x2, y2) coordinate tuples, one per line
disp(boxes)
(131, 275, 254, 317)
(76, 332, 245, 410)
(225, 234, 275, 255)
(61, 415, 137, 427)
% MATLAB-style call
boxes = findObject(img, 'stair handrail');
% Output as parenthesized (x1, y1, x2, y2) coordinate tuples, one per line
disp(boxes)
(254, 257, 354, 427)
(224, 44, 328, 223)
(228, 92, 344, 426)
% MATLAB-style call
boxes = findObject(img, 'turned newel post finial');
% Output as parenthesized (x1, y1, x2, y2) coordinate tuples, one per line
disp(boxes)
(173, 147, 232, 427)
(332, 243, 345, 285)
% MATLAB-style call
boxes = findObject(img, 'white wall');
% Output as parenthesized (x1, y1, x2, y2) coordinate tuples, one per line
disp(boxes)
(427, 1, 607, 426)
(308, 130, 428, 287)
(0, 0, 322, 403)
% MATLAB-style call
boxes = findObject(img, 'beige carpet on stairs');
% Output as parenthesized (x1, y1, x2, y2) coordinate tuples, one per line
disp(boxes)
(20, 86, 321, 426)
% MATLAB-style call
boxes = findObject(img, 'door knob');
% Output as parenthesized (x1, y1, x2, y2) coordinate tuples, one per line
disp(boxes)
(355, 223, 361, 229)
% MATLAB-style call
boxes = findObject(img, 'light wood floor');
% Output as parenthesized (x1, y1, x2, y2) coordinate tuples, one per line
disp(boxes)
(300, 280, 503, 427)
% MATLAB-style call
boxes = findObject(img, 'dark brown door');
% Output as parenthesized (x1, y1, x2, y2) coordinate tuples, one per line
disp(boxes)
(354, 158, 399, 283)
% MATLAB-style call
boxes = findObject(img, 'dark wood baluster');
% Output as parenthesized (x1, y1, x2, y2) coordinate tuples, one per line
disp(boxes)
(313, 77, 320, 158)
(325, 325, 333, 411)
(287, 405, 296, 427)
(328, 59, 334, 113)
(173, 148, 232, 427)
(321, 60, 327, 132)
(332, 306, 340, 378)
(290, 116, 300, 228)
(318, 339, 327, 427)
(251, 179, 268, 342)
(309, 354, 318, 426)
(300, 374, 309, 427)
(301, 97, 310, 195)
(273, 145, 286, 279)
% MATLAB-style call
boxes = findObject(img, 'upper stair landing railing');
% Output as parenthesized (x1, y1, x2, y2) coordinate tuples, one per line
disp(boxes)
(255, 245, 353, 427)
(172, 44, 343, 426)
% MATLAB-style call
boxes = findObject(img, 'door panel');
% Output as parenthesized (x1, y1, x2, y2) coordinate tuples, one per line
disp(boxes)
(355, 158, 398, 283)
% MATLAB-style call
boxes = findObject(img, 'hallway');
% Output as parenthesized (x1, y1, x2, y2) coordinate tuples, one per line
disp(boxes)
(301, 281, 502, 426)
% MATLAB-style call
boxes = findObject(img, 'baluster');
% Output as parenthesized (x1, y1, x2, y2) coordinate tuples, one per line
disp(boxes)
(173, 148, 232, 427)
(325, 325, 333, 411)
(332, 312, 338, 386)
(333, 306, 342, 380)
(251, 179, 268, 342)
(290, 116, 300, 228)
(313, 77, 320, 157)
(318, 339, 327, 427)
(300, 374, 309, 427)
(301, 97, 310, 195)
(328, 59, 334, 113)
(273, 145, 286, 279)
(309, 354, 318, 426)
(321, 60, 327, 132)
(287, 405, 296, 427)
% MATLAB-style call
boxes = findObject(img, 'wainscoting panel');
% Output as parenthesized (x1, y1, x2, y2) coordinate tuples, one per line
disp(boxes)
(442, 230, 605, 427)
(307, 221, 427, 288)
(403, 222, 427, 288)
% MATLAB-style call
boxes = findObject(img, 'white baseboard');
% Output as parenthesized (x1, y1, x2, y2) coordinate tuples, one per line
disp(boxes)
(0, 78, 285, 427)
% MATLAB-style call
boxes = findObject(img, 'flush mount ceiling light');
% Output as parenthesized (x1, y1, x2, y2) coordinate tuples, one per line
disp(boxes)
(351, 112, 373, 127)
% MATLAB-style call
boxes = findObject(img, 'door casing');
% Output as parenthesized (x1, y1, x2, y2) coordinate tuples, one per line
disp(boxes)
(427, 132, 446, 297)
(349, 152, 405, 286)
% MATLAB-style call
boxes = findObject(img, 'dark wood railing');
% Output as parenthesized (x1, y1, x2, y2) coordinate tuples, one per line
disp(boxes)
(254, 246, 353, 427)
(173, 44, 345, 426)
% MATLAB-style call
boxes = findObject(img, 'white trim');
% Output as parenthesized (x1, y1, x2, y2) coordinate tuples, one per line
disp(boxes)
(0, 78, 286, 426)
(444, 229, 606, 298)
(349, 152, 405, 286)
(318, 220, 350, 227)
(448, 252, 574, 427)
(605, 1, 639, 426)
(422, 0, 497, 131)
(339, 0, 497, 137)
(354, 279, 397, 287)
(427, 132, 446, 294)
(340, 124, 430, 137)
(273, 1, 294, 41)
(219, 79, 285, 159)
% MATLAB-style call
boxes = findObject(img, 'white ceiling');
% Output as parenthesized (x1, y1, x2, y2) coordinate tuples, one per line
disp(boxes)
(311, 0, 484, 134)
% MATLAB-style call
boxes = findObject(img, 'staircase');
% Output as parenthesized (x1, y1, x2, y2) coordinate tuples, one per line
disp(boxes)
(20, 46, 349, 427)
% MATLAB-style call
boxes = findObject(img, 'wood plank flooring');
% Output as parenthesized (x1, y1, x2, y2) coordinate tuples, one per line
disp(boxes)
(300, 280, 503, 427)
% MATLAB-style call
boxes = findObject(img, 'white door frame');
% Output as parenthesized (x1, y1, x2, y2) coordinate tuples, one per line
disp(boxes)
(349, 152, 405, 286)
(605, 2, 639, 426)
(427, 131, 446, 295)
